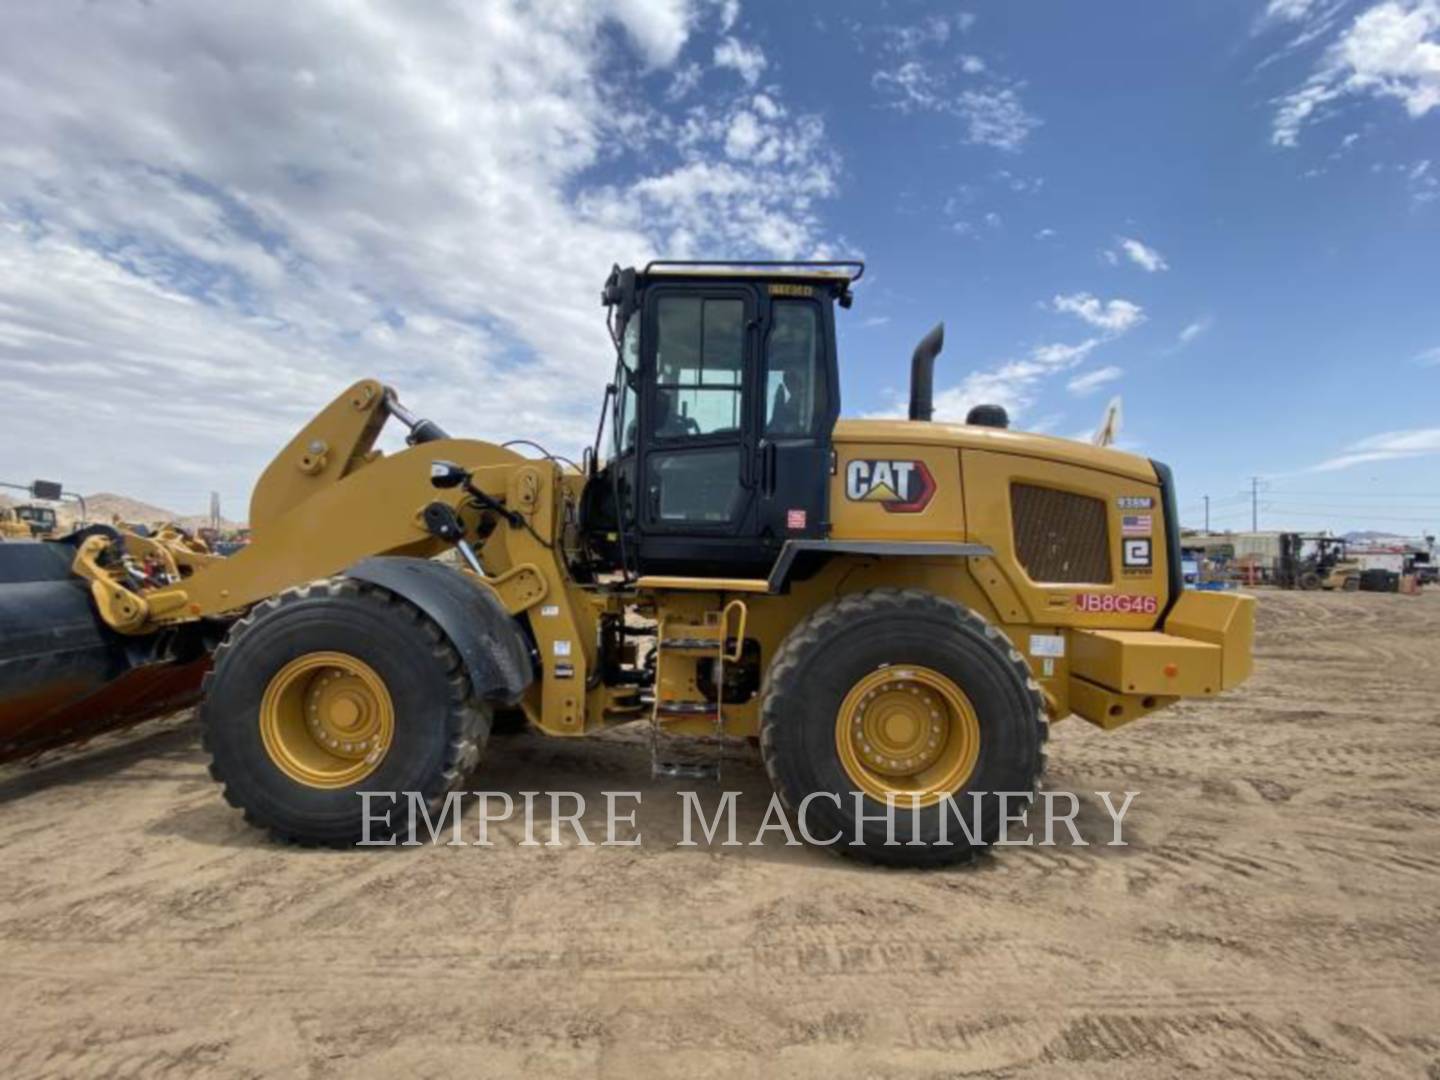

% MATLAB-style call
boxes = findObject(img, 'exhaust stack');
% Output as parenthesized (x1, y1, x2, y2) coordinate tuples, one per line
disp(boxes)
(908, 323, 944, 421)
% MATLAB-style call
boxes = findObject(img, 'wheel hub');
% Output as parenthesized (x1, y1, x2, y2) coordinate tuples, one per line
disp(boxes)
(836, 666, 980, 807)
(260, 652, 395, 788)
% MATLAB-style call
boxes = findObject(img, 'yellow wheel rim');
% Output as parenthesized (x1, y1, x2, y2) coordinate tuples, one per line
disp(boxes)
(259, 652, 395, 789)
(835, 665, 981, 808)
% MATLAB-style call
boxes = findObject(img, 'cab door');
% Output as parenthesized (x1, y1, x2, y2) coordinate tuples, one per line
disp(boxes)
(637, 285, 762, 571)
(753, 293, 835, 544)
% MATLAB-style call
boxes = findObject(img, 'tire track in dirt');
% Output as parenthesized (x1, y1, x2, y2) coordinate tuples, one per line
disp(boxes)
(2, 588, 1439, 1078)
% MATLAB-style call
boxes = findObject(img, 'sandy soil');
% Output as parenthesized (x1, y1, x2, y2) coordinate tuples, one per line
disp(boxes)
(1, 588, 1437, 1078)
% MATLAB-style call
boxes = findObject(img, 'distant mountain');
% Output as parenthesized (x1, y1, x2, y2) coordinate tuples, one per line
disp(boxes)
(1344, 530, 1414, 544)
(0, 492, 244, 531)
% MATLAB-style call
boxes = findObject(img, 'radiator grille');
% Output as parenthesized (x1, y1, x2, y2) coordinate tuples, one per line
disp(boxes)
(1011, 484, 1112, 583)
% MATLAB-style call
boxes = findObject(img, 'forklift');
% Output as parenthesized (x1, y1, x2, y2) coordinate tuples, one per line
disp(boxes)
(1277, 533, 1360, 591)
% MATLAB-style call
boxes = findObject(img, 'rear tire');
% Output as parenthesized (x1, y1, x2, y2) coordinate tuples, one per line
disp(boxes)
(200, 578, 489, 846)
(760, 589, 1046, 868)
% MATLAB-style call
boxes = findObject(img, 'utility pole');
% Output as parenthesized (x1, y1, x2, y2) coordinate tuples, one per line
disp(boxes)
(1250, 476, 1259, 532)
(1204, 495, 1210, 532)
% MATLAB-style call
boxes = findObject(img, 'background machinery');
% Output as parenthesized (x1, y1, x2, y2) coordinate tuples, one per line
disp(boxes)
(0, 504, 59, 539)
(0, 261, 1253, 865)
(0, 508, 31, 540)
(1277, 533, 1361, 591)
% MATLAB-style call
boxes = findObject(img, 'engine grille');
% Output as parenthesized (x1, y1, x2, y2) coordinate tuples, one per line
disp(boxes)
(1011, 484, 1112, 583)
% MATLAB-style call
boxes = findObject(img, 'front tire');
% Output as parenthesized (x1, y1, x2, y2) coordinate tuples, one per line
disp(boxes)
(201, 578, 489, 845)
(760, 589, 1046, 868)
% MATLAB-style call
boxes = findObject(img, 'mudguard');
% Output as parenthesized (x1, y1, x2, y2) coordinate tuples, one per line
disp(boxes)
(344, 556, 534, 706)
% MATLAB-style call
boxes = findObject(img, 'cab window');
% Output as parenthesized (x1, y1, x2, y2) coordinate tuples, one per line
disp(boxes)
(616, 315, 639, 454)
(654, 296, 744, 439)
(764, 301, 822, 436)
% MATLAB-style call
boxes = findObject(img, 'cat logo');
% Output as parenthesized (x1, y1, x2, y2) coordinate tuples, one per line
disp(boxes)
(844, 459, 936, 513)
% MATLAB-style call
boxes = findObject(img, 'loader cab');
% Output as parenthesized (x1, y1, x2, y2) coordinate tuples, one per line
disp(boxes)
(586, 261, 860, 576)
(15, 504, 58, 538)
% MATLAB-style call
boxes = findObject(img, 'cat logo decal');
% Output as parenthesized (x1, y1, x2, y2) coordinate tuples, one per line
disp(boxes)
(844, 459, 936, 513)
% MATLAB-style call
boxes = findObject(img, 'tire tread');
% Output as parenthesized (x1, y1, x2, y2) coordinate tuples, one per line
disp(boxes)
(199, 576, 488, 847)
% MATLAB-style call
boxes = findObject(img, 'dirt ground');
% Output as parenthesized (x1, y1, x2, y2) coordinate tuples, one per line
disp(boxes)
(1, 588, 1437, 1078)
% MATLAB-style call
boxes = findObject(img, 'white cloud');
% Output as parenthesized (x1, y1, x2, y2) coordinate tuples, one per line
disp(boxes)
(603, 0, 695, 65)
(869, 17, 1039, 151)
(1116, 236, 1170, 272)
(1067, 366, 1124, 396)
(1268, 0, 1320, 21)
(1035, 227, 1057, 239)
(585, 92, 839, 255)
(1410, 157, 1440, 201)
(0, 2, 841, 512)
(881, 14, 965, 54)
(872, 61, 947, 112)
(931, 339, 1099, 421)
(997, 170, 1045, 193)
(714, 35, 767, 85)
(666, 61, 704, 101)
(866, 334, 1102, 425)
(1273, 0, 1440, 147)
(1176, 318, 1213, 347)
(1313, 427, 1440, 470)
(1052, 292, 1146, 333)
(724, 110, 763, 158)
(1416, 344, 1440, 364)
(717, 0, 741, 33)
(1031, 340, 1103, 366)
(955, 89, 1042, 151)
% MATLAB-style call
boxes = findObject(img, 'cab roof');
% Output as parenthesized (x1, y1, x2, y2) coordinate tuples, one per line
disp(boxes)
(637, 260, 864, 285)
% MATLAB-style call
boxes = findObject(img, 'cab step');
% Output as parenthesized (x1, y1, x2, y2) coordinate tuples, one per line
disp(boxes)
(654, 700, 719, 720)
(647, 600, 749, 784)
(652, 759, 720, 781)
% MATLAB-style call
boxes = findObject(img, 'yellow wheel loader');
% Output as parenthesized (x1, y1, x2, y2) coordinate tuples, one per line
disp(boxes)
(0, 262, 1254, 865)
(0, 508, 31, 540)
(2, 503, 59, 538)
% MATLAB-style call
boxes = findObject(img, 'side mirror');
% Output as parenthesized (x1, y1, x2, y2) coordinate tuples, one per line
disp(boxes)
(429, 460, 468, 489)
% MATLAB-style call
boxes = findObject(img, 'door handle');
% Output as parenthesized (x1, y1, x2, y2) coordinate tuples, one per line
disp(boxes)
(761, 442, 777, 494)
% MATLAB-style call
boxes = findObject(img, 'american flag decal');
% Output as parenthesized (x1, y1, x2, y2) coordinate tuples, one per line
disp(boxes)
(1121, 514, 1152, 535)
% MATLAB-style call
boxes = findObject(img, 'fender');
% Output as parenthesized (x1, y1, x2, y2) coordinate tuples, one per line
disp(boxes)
(766, 540, 994, 592)
(345, 556, 534, 706)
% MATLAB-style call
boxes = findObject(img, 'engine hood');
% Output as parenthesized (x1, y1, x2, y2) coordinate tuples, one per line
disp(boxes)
(832, 418, 1159, 485)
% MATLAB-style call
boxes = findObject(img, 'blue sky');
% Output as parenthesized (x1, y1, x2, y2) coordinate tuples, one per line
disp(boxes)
(0, 1, 1436, 534)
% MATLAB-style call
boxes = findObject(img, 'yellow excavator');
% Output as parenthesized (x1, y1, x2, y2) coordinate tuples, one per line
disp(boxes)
(0, 261, 1253, 865)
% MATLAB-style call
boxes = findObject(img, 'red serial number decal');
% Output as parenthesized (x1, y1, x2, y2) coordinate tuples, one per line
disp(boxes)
(1075, 593, 1158, 615)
